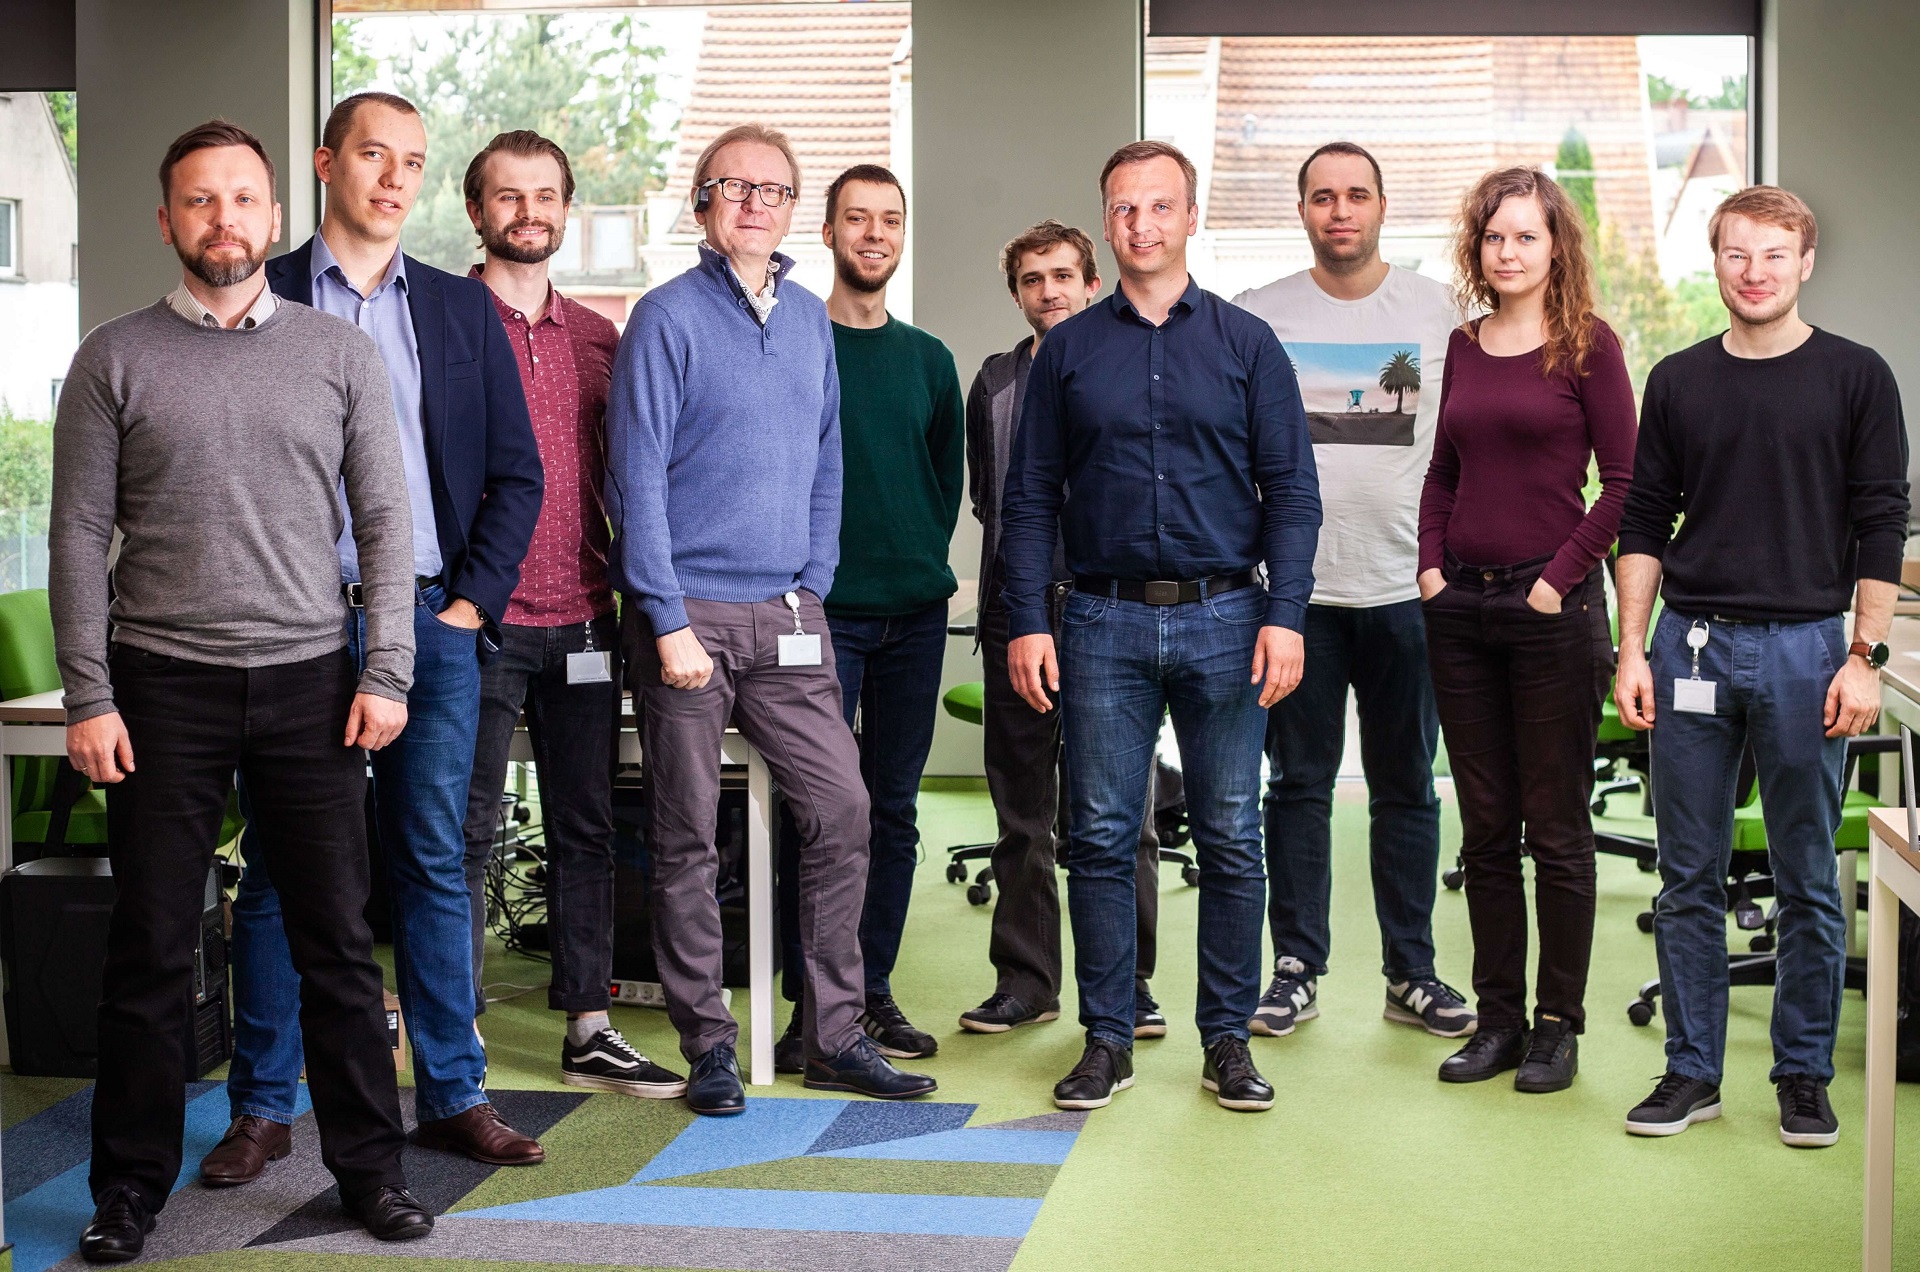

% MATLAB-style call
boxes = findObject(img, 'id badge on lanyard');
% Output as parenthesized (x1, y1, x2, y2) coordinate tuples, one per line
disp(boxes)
(778, 591, 822, 666)
(1673, 620, 1717, 714)
(566, 619, 613, 684)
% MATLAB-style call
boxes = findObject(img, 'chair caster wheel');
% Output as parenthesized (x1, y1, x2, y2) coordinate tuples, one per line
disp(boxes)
(1442, 869, 1465, 891)
(1627, 999, 1655, 1027)
(1181, 865, 1201, 887)
(1636, 911, 1655, 934)
(946, 862, 967, 884)
(1749, 934, 1774, 953)
(966, 882, 992, 906)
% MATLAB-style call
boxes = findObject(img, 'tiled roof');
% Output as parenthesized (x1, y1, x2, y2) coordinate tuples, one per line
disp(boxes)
(1198, 36, 1655, 243)
(663, 4, 910, 236)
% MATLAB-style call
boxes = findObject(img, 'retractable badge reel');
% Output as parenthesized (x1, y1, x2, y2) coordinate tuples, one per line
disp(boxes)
(778, 591, 822, 667)
(566, 620, 613, 684)
(1673, 620, 1716, 714)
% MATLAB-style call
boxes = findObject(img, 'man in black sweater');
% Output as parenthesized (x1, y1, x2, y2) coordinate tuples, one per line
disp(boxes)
(1613, 186, 1909, 1149)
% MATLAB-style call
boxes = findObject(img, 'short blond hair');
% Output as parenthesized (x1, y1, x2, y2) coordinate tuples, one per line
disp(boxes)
(692, 123, 801, 197)
(1709, 185, 1818, 255)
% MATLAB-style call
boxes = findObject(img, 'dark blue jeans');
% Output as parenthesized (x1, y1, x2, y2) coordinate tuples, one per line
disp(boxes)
(1058, 584, 1269, 1048)
(1264, 600, 1441, 981)
(229, 582, 488, 1123)
(826, 600, 949, 997)
(1649, 607, 1849, 1084)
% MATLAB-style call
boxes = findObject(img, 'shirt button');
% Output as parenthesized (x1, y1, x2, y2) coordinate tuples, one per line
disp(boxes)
(532, 355, 539, 364)
(1157, 473, 1164, 480)
(1483, 571, 1495, 581)
(1153, 374, 1160, 380)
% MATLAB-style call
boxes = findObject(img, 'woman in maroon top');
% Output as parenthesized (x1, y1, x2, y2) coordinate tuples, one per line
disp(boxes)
(1416, 167, 1636, 1095)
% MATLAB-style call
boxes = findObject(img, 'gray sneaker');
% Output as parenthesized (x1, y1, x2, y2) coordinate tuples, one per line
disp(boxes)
(1250, 956, 1317, 1037)
(1384, 977, 1477, 1038)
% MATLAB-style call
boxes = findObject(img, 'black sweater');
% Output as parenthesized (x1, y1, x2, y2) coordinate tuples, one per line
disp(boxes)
(1617, 328, 1909, 622)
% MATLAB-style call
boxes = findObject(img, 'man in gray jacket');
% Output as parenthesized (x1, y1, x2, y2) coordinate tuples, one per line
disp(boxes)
(51, 120, 428, 1261)
(959, 220, 1164, 1037)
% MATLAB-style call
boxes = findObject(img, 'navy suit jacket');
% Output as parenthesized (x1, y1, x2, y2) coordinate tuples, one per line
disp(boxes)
(267, 239, 543, 631)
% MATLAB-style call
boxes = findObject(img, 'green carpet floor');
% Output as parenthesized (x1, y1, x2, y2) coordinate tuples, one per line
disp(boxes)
(437, 783, 1920, 1272)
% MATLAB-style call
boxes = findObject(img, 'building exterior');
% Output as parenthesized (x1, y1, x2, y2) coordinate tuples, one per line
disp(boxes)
(0, 92, 79, 422)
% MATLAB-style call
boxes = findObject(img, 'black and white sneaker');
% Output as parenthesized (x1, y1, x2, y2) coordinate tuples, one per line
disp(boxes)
(561, 1028, 688, 1099)
(1250, 956, 1317, 1037)
(1625, 1072, 1722, 1137)
(1053, 1039, 1134, 1110)
(862, 994, 938, 1059)
(1384, 977, 1477, 1038)
(959, 993, 1060, 1034)
(1776, 1074, 1840, 1148)
(1134, 983, 1168, 1039)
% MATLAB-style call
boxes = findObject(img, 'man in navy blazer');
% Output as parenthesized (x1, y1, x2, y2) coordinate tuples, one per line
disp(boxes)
(208, 92, 548, 1182)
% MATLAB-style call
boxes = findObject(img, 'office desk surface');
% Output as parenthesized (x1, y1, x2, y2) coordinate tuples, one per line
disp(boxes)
(0, 689, 66, 723)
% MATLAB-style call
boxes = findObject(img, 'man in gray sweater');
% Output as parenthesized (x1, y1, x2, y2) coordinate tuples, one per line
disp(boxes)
(50, 121, 430, 1262)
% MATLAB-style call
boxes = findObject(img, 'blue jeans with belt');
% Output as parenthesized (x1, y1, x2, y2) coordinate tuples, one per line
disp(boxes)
(1649, 606, 1849, 1084)
(228, 581, 489, 1123)
(1057, 582, 1270, 1048)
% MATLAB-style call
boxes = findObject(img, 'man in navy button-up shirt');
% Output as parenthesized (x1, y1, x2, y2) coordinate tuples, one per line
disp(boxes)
(1001, 141, 1320, 1115)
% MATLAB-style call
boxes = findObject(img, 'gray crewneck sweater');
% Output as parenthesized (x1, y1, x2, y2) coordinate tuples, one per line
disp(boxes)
(51, 298, 415, 723)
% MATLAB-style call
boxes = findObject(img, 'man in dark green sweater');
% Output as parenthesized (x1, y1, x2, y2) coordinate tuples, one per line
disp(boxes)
(774, 163, 963, 1066)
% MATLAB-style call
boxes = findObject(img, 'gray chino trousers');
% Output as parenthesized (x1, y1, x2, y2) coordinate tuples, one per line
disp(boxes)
(624, 592, 870, 1063)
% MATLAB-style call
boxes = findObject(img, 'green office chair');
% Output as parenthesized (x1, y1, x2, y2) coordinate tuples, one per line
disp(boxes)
(939, 681, 999, 903)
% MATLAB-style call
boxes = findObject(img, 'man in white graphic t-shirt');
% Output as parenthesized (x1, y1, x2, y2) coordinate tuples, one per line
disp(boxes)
(1231, 142, 1471, 1044)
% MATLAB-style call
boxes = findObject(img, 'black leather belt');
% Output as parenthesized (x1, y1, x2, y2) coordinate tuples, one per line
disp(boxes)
(343, 575, 441, 609)
(1072, 569, 1257, 606)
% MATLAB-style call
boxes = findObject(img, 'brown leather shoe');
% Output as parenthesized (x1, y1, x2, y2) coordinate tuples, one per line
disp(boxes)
(412, 1102, 545, 1166)
(200, 1115, 293, 1187)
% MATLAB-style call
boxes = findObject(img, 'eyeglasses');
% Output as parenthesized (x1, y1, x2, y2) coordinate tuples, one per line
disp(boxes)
(699, 177, 796, 208)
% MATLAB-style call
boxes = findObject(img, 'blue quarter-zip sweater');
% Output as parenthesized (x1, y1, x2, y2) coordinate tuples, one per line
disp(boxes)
(605, 244, 843, 634)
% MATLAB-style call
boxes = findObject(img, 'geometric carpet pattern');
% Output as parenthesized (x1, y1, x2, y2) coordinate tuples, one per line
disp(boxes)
(1, 1077, 1083, 1272)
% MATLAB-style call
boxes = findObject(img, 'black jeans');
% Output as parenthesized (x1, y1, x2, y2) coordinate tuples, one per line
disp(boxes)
(1422, 557, 1610, 1032)
(94, 646, 405, 1211)
(460, 614, 621, 1014)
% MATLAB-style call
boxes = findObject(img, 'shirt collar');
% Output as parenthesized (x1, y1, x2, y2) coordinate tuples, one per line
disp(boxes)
(313, 228, 408, 298)
(469, 263, 565, 327)
(697, 240, 787, 296)
(165, 279, 279, 329)
(1111, 274, 1203, 325)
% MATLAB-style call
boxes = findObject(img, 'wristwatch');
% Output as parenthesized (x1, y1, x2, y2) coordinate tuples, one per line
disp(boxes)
(1851, 640, 1890, 668)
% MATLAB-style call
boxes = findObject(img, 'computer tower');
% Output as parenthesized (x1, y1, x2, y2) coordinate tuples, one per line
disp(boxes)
(1, 857, 231, 1079)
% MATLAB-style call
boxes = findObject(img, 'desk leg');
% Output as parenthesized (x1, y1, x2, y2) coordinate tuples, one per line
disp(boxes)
(1864, 844, 1898, 1272)
(746, 750, 775, 1087)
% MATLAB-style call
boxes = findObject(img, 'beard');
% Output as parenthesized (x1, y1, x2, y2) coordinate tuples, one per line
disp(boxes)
(483, 217, 564, 265)
(833, 243, 898, 294)
(1309, 222, 1383, 274)
(177, 232, 266, 289)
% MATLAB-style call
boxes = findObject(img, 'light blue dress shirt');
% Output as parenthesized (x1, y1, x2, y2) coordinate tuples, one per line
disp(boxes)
(309, 232, 442, 581)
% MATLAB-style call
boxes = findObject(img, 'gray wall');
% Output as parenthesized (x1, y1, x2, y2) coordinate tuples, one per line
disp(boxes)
(1769, 0, 1920, 496)
(76, 0, 316, 334)
(911, 0, 1141, 774)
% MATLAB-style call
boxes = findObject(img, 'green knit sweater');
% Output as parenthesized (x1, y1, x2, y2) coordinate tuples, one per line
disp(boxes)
(825, 317, 965, 617)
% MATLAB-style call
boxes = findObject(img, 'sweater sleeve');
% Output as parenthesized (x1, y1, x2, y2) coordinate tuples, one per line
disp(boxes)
(604, 298, 692, 634)
(1001, 336, 1067, 639)
(1846, 348, 1912, 584)
(929, 344, 966, 539)
(1416, 329, 1465, 577)
(338, 333, 417, 703)
(797, 318, 843, 602)
(49, 332, 123, 724)
(1541, 322, 1638, 596)
(1616, 358, 1681, 560)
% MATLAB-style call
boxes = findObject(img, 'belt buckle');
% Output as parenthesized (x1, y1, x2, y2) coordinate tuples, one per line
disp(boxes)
(1143, 580, 1181, 606)
(344, 582, 366, 609)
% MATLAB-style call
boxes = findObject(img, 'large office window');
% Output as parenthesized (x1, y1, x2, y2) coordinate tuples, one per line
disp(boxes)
(331, 2, 913, 324)
(1144, 33, 1750, 388)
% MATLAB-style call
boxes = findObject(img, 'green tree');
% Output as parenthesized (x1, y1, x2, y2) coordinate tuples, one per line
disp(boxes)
(330, 15, 670, 273)
(1646, 74, 1690, 106)
(1592, 225, 1725, 393)
(45, 92, 76, 168)
(0, 407, 54, 521)
(1700, 75, 1748, 110)
(1378, 349, 1420, 413)
(1555, 126, 1601, 240)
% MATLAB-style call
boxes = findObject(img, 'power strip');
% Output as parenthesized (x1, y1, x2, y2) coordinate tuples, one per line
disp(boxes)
(610, 980, 730, 1009)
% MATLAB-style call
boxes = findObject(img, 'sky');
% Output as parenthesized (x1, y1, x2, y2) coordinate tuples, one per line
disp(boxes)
(1636, 35, 1750, 99)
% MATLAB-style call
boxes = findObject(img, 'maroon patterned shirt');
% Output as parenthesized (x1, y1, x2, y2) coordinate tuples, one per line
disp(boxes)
(473, 267, 619, 626)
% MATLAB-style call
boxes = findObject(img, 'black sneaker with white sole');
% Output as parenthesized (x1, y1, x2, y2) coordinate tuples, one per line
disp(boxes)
(1250, 956, 1317, 1037)
(1134, 983, 1168, 1038)
(862, 994, 938, 1059)
(1513, 1015, 1578, 1094)
(1776, 1074, 1839, 1148)
(1201, 1038, 1274, 1112)
(959, 993, 1060, 1034)
(1053, 1039, 1134, 1110)
(561, 1028, 688, 1098)
(1625, 1072, 1722, 1137)
(1384, 977, 1477, 1038)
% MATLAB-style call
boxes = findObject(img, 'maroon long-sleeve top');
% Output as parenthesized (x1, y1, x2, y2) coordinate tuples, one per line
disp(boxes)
(1417, 319, 1638, 597)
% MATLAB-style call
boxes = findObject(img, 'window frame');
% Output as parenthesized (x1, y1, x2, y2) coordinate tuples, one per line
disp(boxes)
(0, 198, 19, 278)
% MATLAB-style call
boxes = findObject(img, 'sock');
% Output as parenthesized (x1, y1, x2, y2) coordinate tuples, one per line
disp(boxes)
(567, 1012, 610, 1047)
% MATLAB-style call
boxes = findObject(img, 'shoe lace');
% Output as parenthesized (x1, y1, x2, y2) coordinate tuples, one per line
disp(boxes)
(1408, 977, 1467, 1008)
(977, 993, 1022, 1014)
(598, 1028, 645, 1061)
(1779, 1074, 1824, 1121)
(1523, 1028, 1565, 1066)
(1210, 1039, 1258, 1085)
(1070, 1040, 1119, 1079)
(866, 994, 911, 1031)
(1647, 1072, 1699, 1105)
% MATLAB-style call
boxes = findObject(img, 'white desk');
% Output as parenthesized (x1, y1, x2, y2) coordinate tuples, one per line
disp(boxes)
(0, 690, 781, 1088)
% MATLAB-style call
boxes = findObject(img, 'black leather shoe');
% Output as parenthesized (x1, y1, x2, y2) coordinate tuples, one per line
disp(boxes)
(346, 1185, 434, 1241)
(1053, 1038, 1134, 1110)
(959, 992, 1060, 1034)
(1201, 1037, 1274, 1111)
(1514, 1015, 1578, 1093)
(1439, 1024, 1529, 1083)
(805, 1035, 938, 1099)
(774, 1011, 805, 1075)
(687, 1044, 747, 1116)
(79, 1185, 155, 1264)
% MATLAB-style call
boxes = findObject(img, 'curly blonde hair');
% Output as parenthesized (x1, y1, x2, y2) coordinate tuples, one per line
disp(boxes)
(1452, 166, 1598, 377)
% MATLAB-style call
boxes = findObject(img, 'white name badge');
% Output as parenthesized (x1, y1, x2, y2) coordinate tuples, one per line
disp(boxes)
(566, 651, 613, 684)
(1673, 678, 1717, 714)
(778, 633, 823, 667)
